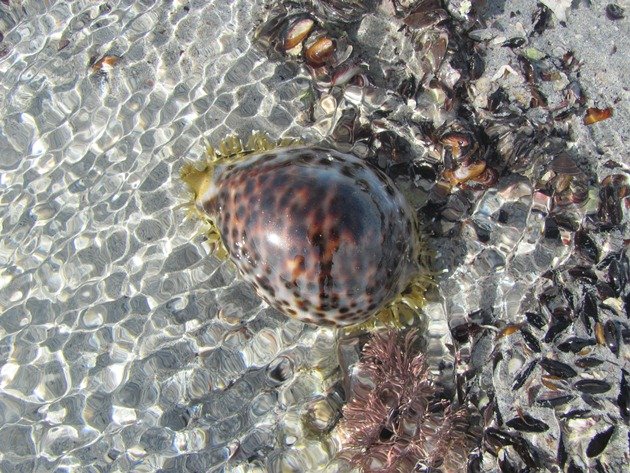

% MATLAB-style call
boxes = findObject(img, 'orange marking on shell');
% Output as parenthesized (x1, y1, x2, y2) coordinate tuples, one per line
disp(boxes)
(444, 161, 487, 185)
(496, 324, 521, 339)
(595, 322, 606, 345)
(289, 255, 306, 281)
(91, 55, 120, 72)
(584, 107, 613, 125)
(305, 37, 335, 67)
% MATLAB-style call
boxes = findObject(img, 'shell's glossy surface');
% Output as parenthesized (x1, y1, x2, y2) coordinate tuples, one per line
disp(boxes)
(197, 147, 421, 326)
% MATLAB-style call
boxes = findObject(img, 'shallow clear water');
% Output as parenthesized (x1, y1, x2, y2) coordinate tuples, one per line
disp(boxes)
(1, 1, 629, 472)
(0, 1, 341, 471)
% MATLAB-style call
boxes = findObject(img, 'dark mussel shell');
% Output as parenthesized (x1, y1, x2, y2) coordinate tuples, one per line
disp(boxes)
(574, 357, 604, 369)
(618, 370, 630, 420)
(586, 426, 615, 458)
(606, 4, 625, 20)
(574, 379, 612, 394)
(539, 358, 577, 379)
(525, 311, 547, 330)
(512, 360, 537, 390)
(520, 329, 542, 353)
(557, 337, 596, 354)
(506, 414, 549, 433)
(536, 393, 575, 408)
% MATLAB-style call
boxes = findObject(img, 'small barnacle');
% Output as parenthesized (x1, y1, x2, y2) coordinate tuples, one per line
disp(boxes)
(182, 133, 432, 327)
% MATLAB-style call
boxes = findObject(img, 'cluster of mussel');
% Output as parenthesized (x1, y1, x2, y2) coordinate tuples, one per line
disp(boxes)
(431, 125, 499, 191)
(255, 1, 370, 88)
(254, 0, 498, 196)
(439, 78, 629, 471)
(476, 255, 629, 471)
(251, 0, 629, 472)
(448, 161, 629, 471)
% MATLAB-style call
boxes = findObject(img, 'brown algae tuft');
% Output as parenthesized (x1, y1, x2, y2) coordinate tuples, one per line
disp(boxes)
(337, 330, 479, 472)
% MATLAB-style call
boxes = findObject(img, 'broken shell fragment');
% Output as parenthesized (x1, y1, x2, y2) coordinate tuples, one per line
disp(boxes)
(91, 54, 120, 73)
(550, 153, 581, 176)
(584, 107, 613, 125)
(284, 17, 315, 51)
(444, 161, 487, 185)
